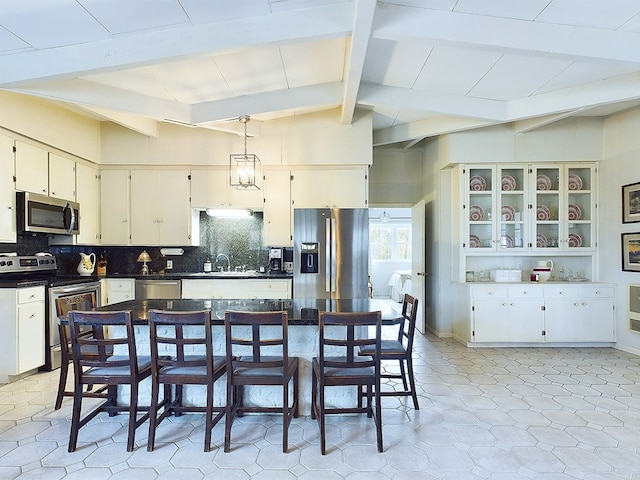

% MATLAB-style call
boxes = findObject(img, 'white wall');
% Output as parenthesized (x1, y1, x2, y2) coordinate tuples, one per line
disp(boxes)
(0, 91, 101, 162)
(101, 108, 373, 167)
(603, 107, 640, 356)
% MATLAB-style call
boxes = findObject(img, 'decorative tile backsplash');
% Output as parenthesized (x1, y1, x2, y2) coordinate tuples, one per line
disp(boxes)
(3, 211, 290, 275)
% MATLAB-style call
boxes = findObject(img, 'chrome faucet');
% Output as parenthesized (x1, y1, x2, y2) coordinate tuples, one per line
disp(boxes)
(215, 253, 231, 272)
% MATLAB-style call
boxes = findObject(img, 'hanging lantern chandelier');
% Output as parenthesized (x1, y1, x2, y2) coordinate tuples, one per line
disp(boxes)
(229, 115, 262, 190)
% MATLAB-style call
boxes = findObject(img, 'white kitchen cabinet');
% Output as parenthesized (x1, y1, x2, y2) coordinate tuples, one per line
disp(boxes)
(464, 164, 528, 253)
(455, 282, 615, 345)
(532, 164, 596, 252)
(263, 170, 292, 247)
(291, 168, 368, 208)
(102, 278, 135, 305)
(130, 169, 192, 246)
(181, 278, 292, 299)
(0, 285, 46, 383)
(0, 133, 16, 243)
(14, 141, 48, 195)
(75, 162, 100, 244)
(543, 285, 615, 343)
(470, 285, 544, 343)
(100, 169, 131, 245)
(191, 168, 263, 210)
(48, 153, 76, 201)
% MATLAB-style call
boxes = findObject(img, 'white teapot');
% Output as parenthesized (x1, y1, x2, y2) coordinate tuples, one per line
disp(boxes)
(77, 252, 96, 276)
(532, 260, 553, 282)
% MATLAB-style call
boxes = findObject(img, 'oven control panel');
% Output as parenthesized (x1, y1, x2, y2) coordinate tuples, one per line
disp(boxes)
(0, 255, 57, 274)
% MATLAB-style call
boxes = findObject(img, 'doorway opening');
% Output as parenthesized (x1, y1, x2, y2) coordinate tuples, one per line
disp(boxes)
(368, 208, 412, 302)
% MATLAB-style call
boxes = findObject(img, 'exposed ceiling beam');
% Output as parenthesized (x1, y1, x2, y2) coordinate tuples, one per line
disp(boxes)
(507, 72, 640, 121)
(190, 82, 343, 125)
(76, 105, 159, 137)
(340, 0, 376, 126)
(373, 4, 640, 65)
(373, 116, 496, 146)
(0, 3, 352, 87)
(9, 78, 190, 123)
(358, 83, 507, 121)
(513, 110, 587, 134)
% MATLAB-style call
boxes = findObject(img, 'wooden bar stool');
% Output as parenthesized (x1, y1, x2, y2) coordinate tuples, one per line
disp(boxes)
(223, 310, 299, 453)
(359, 294, 420, 409)
(54, 322, 109, 410)
(67, 310, 152, 452)
(311, 310, 383, 455)
(147, 309, 226, 452)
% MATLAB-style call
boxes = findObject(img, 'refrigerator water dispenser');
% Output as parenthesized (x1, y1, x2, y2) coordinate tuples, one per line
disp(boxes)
(300, 242, 318, 274)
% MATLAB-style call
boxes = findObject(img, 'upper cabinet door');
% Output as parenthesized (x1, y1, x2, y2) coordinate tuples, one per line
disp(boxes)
(191, 169, 263, 210)
(130, 169, 192, 246)
(0, 133, 16, 243)
(48, 153, 76, 201)
(465, 165, 496, 251)
(532, 164, 595, 252)
(291, 168, 368, 208)
(75, 163, 100, 245)
(14, 141, 48, 195)
(100, 169, 131, 245)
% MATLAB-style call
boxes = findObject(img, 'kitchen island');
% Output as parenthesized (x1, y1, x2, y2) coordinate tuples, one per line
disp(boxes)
(71, 298, 402, 415)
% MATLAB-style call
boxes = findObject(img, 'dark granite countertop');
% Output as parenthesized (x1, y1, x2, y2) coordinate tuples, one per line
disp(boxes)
(104, 272, 293, 280)
(0, 279, 48, 288)
(63, 298, 401, 325)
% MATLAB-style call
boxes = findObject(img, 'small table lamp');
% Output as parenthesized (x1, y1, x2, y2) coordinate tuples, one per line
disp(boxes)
(137, 250, 151, 275)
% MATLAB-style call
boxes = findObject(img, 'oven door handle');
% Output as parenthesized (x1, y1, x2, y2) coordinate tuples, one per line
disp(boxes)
(50, 282, 101, 295)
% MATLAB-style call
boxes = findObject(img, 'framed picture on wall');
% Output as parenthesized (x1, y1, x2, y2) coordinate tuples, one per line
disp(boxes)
(622, 181, 640, 223)
(622, 233, 640, 272)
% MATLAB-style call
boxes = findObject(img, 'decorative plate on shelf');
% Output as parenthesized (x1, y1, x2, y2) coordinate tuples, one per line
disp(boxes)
(568, 204, 582, 220)
(568, 174, 583, 190)
(501, 175, 516, 191)
(536, 233, 547, 248)
(469, 175, 487, 191)
(536, 174, 552, 190)
(536, 205, 550, 221)
(469, 234, 481, 248)
(501, 234, 514, 248)
(568, 233, 583, 247)
(501, 205, 515, 221)
(469, 205, 484, 221)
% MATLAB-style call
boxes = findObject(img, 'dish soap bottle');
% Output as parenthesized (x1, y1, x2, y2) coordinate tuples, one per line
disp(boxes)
(203, 258, 212, 272)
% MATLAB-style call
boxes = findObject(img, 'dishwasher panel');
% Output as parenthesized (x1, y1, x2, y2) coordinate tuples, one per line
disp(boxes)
(135, 279, 181, 300)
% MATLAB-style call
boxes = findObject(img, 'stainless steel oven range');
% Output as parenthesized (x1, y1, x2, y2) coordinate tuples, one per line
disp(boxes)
(0, 254, 101, 371)
(48, 278, 101, 370)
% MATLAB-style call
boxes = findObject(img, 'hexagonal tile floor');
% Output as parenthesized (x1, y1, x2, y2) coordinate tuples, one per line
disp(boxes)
(1, 329, 640, 479)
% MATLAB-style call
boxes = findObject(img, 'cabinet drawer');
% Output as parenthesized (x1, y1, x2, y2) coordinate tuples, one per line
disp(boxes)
(543, 286, 579, 298)
(508, 286, 542, 298)
(580, 286, 614, 298)
(108, 279, 135, 291)
(471, 286, 508, 298)
(248, 280, 290, 292)
(17, 286, 45, 304)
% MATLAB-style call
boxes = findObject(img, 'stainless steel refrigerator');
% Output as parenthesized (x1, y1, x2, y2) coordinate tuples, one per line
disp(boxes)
(293, 208, 369, 299)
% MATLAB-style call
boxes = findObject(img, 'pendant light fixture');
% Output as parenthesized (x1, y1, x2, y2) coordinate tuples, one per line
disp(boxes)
(229, 115, 262, 190)
(379, 210, 391, 223)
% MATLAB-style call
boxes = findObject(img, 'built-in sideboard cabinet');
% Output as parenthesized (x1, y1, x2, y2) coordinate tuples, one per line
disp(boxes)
(453, 282, 615, 346)
(453, 161, 615, 346)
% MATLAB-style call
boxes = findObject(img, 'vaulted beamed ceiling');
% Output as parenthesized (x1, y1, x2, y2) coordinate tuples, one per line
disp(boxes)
(2, 0, 640, 146)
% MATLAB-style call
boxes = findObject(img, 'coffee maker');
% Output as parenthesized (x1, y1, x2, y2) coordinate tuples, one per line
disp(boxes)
(268, 247, 284, 273)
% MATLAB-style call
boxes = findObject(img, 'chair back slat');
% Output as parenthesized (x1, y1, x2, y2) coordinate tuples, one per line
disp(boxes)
(68, 310, 138, 372)
(225, 310, 289, 371)
(318, 311, 381, 371)
(399, 294, 418, 350)
(148, 309, 212, 371)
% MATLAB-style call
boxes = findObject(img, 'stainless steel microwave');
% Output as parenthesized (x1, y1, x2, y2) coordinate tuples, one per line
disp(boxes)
(16, 191, 79, 235)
